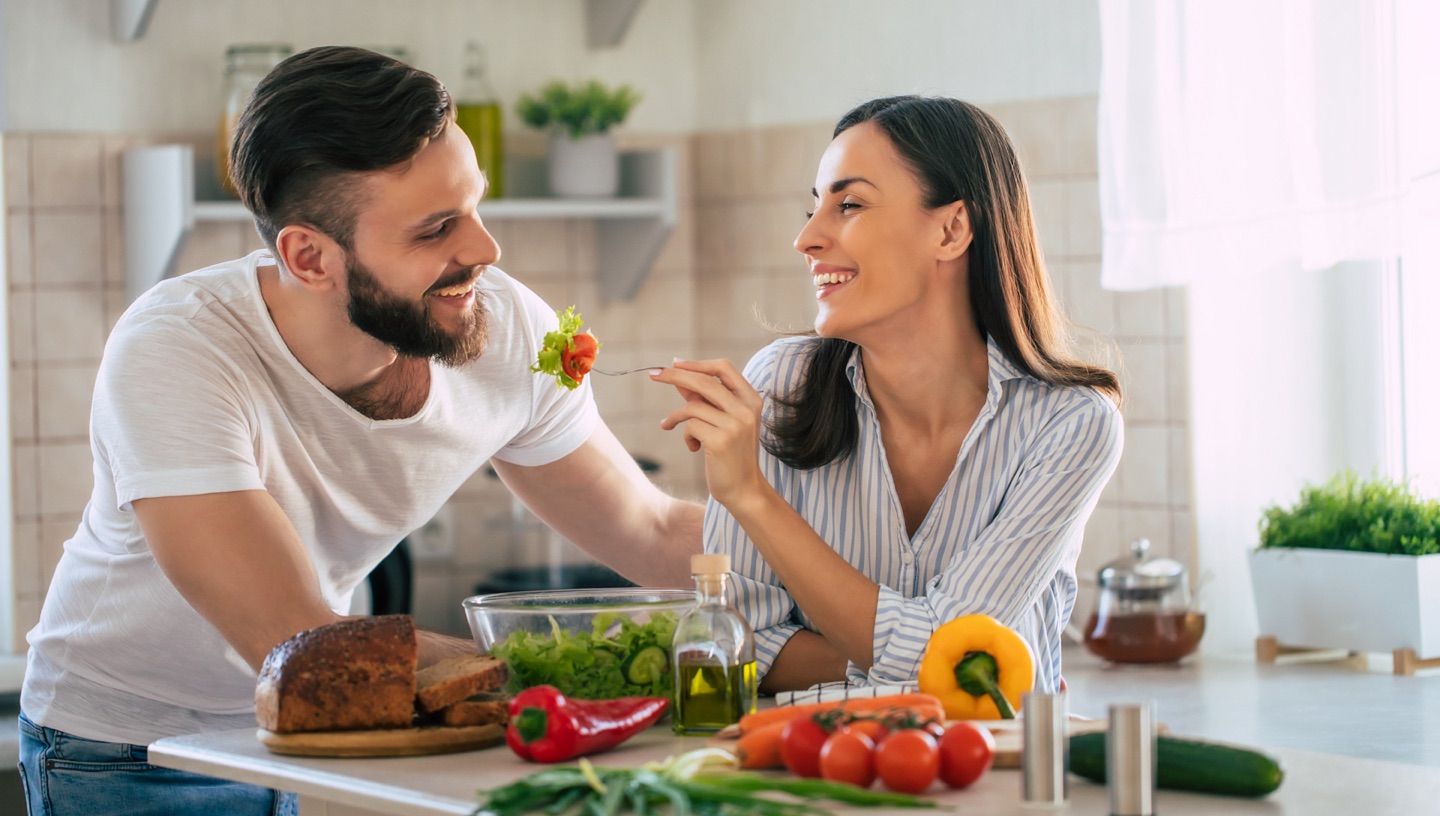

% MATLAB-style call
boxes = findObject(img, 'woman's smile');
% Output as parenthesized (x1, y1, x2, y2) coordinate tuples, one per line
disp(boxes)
(812, 263, 858, 299)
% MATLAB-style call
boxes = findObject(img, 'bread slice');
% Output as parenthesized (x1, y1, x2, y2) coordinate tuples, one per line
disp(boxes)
(415, 654, 509, 713)
(256, 615, 417, 734)
(437, 691, 511, 727)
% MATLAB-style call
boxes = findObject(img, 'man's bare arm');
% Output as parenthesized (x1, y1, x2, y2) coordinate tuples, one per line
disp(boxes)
(135, 490, 477, 671)
(134, 490, 343, 672)
(492, 423, 704, 588)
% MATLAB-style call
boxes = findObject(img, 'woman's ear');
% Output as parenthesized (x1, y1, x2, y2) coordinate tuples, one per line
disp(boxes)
(936, 201, 973, 262)
(274, 225, 344, 292)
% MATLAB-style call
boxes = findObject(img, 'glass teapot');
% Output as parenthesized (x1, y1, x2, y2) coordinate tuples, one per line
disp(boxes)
(1082, 538, 1205, 663)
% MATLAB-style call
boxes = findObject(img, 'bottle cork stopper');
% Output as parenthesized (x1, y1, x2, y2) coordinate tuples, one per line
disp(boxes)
(690, 553, 731, 575)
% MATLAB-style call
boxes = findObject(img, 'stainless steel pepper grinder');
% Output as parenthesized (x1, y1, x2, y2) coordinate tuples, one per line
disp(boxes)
(1107, 702, 1157, 816)
(1021, 691, 1068, 807)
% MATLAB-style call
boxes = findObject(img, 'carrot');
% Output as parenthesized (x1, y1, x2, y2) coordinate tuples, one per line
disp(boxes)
(738, 693, 945, 735)
(732, 719, 789, 769)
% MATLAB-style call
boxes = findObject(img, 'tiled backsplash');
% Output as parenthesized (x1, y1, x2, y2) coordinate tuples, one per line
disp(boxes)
(5, 95, 1193, 643)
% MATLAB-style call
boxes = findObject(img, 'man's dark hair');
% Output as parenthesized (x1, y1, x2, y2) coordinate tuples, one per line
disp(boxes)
(230, 46, 454, 251)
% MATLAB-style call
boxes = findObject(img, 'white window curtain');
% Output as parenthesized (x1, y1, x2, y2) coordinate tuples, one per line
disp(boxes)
(1097, 0, 1440, 656)
(1097, 0, 1420, 292)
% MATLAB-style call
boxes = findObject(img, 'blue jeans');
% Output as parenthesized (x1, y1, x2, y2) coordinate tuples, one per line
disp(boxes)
(18, 712, 297, 816)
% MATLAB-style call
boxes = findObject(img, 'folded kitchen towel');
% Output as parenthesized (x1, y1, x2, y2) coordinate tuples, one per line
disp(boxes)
(773, 681, 919, 707)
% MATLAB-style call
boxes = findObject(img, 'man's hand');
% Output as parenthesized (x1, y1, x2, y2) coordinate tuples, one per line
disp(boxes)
(133, 490, 343, 672)
(492, 423, 703, 588)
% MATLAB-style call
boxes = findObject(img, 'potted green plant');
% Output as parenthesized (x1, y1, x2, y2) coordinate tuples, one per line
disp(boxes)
(1250, 471, 1440, 673)
(516, 79, 641, 198)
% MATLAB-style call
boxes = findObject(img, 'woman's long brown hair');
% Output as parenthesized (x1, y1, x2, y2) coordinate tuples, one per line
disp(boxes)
(767, 96, 1121, 470)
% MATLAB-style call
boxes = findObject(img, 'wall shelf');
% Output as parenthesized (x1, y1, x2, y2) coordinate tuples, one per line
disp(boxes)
(122, 144, 676, 305)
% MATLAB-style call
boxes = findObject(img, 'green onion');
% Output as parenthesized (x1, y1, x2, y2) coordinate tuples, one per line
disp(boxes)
(474, 749, 937, 815)
(687, 775, 938, 807)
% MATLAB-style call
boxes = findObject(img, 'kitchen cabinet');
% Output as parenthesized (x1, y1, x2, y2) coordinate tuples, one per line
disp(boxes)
(121, 144, 676, 305)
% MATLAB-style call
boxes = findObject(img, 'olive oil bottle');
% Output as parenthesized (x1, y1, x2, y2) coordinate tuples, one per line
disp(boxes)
(671, 554, 757, 734)
(454, 40, 504, 198)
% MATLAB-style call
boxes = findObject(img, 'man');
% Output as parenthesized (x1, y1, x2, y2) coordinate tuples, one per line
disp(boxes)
(17, 46, 701, 815)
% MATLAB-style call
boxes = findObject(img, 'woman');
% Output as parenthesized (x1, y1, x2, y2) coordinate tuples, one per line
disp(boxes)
(654, 95, 1122, 694)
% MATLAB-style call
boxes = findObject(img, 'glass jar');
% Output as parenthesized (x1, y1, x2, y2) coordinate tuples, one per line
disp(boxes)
(1083, 538, 1205, 663)
(670, 554, 757, 734)
(217, 44, 293, 197)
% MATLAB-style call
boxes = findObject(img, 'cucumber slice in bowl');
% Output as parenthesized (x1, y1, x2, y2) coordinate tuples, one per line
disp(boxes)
(622, 645, 669, 685)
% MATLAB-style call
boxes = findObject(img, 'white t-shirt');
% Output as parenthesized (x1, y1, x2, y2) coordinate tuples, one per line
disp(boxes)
(21, 250, 598, 745)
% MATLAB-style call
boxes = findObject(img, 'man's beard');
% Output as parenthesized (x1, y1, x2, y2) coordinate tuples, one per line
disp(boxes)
(345, 255, 488, 367)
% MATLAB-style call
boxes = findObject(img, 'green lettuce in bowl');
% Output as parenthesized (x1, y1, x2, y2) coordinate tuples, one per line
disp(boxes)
(464, 588, 693, 700)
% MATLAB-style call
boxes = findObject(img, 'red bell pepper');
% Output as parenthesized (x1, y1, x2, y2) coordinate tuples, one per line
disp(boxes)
(505, 685, 669, 763)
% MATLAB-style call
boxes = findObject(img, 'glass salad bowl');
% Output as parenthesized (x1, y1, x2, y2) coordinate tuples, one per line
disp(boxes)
(463, 588, 695, 700)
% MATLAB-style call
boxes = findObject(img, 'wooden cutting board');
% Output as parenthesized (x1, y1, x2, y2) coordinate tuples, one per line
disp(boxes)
(257, 723, 505, 758)
(986, 717, 1104, 768)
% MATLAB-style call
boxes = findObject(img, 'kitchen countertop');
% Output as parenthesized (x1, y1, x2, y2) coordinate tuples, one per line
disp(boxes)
(151, 726, 1440, 816)
(148, 646, 1440, 815)
(1059, 645, 1440, 766)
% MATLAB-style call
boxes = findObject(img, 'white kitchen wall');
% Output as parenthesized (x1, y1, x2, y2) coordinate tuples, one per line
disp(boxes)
(3, 0, 1103, 134)
(692, 0, 1101, 130)
(1, 0, 698, 134)
(0, 130, 11, 653)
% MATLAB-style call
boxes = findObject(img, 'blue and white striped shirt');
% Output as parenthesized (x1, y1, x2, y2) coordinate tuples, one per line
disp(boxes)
(703, 336, 1123, 692)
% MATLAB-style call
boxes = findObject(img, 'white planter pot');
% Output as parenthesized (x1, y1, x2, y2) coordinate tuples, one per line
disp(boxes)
(1249, 548, 1440, 657)
(548, 133, 619, 198)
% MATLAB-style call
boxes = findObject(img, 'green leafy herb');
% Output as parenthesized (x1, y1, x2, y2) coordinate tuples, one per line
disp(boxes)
(474, 749, 937, 816)
(531, 306, 587, 390)
(1258, 470, 1440, 556)
(492, 611, 680, 700)
(516, 80, 642, 139)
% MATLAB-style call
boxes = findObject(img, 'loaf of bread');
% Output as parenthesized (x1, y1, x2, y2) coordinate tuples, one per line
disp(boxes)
(255, 615, 418, 734)
(415, 654, 509, 713)
(436, 692, 511, 727)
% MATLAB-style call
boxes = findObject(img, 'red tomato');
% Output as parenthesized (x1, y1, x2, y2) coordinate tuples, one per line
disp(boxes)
(937, 722, 996, 789)
(780, 715, 831, 778)
(874, 729, 940, 794)
(561, 333, 599, 383)
(819, 729, 876, 788)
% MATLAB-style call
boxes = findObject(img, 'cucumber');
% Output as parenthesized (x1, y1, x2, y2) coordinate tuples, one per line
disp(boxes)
(1068, 732, 1284, 798)
(622, 646, 669, 684)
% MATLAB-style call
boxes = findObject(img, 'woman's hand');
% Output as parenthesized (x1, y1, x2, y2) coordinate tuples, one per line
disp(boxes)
(652, 359, 768, 510)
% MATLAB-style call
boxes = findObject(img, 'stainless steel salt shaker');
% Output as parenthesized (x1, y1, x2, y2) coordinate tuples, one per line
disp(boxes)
(1021, 691, 1068, 806)
(1107, 703, 1157, 816)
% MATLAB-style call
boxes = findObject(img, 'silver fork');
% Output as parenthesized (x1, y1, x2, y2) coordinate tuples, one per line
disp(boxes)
(591, 364, 669, 376)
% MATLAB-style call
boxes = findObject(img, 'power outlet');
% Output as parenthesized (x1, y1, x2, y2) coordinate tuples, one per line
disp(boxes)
(408, 504, 456, 562)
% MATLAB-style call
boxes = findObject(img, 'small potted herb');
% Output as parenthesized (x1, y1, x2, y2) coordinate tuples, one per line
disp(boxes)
(1250, 471, 1440, 673)
(516, 79, 641, 198)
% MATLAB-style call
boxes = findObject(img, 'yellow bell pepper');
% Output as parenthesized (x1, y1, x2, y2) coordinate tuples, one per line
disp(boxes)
(917, 613, 1035, 720)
